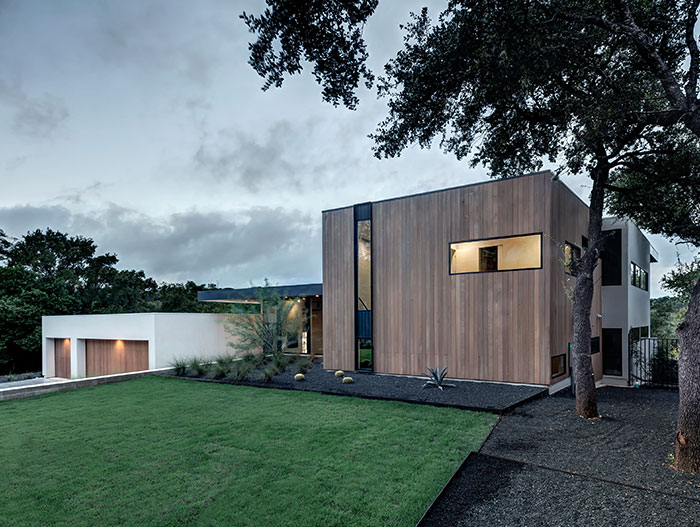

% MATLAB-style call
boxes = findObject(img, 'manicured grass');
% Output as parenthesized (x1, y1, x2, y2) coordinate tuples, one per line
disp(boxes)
(0, 377, 496, 527)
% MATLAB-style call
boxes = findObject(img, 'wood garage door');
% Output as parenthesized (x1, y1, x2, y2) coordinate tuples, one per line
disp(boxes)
(86, 339, 149, 377)
(54, 338, 71, 378)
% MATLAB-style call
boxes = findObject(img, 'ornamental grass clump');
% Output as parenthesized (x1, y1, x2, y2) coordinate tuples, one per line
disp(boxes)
(423, 366, 456, 391)
(258, 363, 280, 382)
(228, 360, 254, 382)
(296, 359, 312, 374)
(170, 357, 188, 377)
(187, 357, 209, 377)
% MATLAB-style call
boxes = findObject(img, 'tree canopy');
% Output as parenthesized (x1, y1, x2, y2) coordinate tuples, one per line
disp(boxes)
(0, 229, 225, 374)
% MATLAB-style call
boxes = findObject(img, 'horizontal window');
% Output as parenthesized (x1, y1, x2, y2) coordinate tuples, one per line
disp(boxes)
(552, 353, 566, 378)
(450, 233, 542, 274)
(630, 262, 648, 291)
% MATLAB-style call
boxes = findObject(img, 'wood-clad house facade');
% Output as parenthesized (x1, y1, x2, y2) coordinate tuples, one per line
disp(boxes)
(322, 171, 602, 387)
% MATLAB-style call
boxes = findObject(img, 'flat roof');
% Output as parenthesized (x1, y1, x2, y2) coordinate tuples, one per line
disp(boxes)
(321, 170, 564, 213)
(197, 283, 322, 303)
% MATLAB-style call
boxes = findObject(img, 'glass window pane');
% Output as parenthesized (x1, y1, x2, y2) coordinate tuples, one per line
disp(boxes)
(357, 220, 371, 310)
(450, 234, 541, 274)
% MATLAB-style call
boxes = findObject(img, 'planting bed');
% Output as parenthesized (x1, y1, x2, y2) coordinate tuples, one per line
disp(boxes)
(167, 359, 547, 413)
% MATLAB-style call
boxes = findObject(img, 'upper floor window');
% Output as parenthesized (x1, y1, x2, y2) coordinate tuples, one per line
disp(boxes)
(631, 262, 648, 291)
(564, 242, 581, 276)
(450, 233, 542, 274)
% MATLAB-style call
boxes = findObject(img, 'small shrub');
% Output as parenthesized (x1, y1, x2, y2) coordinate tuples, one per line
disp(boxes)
(294, 373, 305, 381)
(342, 376, 354, 384)
(258, 363, 280, 382)
(335, 370, 344, 378)
(423, 366, 456, 391)
(187, 357, 209, 377)
(296, 359, 312, 374)
(229, 361, 254, 382)
(241, 352, 266, 368)
(170, 357, 188, 377)
(211, 362, 230, 379)
(214, 353, 236, 369)
(272, 353, 292, 371)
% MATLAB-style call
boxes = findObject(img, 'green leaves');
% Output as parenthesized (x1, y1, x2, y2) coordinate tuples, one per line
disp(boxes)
(423, 365, 456, 391)
(243, 0, 378, 109)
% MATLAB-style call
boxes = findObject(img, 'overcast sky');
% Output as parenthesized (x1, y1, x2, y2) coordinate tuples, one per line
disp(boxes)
(0, 0, 695, 296)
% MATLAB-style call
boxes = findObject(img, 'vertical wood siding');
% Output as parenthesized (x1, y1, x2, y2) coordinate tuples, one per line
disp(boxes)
(322, 171, 600, 385)
(372, 173, 553, 384)
(54, 338, 71, 378)
(322, 207, 355, 371)
(86, 339, 149, 377)
(548, 180, 602, 383)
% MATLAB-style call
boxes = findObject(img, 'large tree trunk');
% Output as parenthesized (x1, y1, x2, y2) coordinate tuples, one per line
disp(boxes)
(571, 163, 607, 418)
(675, 277, 700, 472)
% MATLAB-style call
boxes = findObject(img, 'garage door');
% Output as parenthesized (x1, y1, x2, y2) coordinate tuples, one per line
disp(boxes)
(86, 339, 149, 377)
(54, 338, 71, 378)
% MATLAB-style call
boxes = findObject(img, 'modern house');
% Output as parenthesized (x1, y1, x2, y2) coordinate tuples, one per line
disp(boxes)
(600, 217, 657, 384)
(41, 170, 652, 391)
(322, 170, 620, 391)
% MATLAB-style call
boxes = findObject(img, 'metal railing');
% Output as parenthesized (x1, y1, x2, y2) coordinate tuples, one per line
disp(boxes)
(629, 338, 679, 389)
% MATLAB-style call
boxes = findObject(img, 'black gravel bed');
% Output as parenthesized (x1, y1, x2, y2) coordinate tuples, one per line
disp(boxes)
(174, 360, 547, 413)
(481, 386, 700, 499)
(419, 452, 700, 527)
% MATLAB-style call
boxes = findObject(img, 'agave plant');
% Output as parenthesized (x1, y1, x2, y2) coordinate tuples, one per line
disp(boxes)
(423, 366, 456, 391)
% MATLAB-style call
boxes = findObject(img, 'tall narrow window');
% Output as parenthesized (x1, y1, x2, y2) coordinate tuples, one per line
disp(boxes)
(355, 204, 373, 370)
(450, 233, 542, 274)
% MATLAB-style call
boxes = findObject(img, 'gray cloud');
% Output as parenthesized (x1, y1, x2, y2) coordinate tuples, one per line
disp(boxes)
(0, 202, 321, 286)
(12, 93, 68, 137)
(0, 79, 68, 138)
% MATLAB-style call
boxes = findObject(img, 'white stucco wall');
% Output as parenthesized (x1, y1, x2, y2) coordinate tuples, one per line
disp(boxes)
(601, 218, 652, 382)
(42, 313, 239, 379)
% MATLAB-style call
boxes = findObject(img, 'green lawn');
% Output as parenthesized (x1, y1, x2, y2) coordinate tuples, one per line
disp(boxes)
(0, 377, 496, 527)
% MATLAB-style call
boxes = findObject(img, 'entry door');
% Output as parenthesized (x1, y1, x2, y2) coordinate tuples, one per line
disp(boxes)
(54, 339, 71, 378)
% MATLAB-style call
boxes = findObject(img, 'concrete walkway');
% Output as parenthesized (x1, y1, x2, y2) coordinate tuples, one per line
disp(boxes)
(0, 377, 58, 390)
(0, 369, 171, 401)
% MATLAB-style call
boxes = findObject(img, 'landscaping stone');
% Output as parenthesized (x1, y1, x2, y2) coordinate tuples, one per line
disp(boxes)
(419, 387, 700, 526)
(342, 376, 354, 384)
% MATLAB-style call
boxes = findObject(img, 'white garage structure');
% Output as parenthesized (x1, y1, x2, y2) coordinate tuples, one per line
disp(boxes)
(42, 313, 238, 379)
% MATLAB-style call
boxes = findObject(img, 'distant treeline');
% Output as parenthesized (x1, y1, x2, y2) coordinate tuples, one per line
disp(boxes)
(0, 228, 227, 374)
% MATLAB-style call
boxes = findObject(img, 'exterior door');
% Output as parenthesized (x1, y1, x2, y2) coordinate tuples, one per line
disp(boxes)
(54, 338, 71, 378)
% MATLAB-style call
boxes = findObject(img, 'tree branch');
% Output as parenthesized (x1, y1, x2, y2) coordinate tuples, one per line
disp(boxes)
(684, 0, 700, 104)
(610, 0, 688, 111)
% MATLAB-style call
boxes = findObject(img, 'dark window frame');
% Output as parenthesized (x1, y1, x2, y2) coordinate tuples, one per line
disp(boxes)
(448, 232, 544, 276)
(552, 353, 567, 378)
(630, 261, 649, 291)
(602, 229, 623, 286)
(354, 203, 374, 372)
